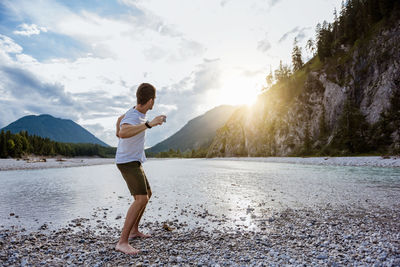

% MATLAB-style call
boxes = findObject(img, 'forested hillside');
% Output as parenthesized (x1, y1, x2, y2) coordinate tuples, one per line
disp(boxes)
(146, 105, 236, 157)
(2, 114, 109, 147)
(207, 0, 400, 157)
(0, 130, 116, 158)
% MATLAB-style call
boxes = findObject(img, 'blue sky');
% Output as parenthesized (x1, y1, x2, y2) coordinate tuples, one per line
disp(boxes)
(0, 0, 341, 147)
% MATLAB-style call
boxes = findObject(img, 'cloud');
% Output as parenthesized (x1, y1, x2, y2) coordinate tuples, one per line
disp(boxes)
(0, 59, 132, 143)
(81, 122, 116, 146)
(145, 58, 223, 146)
(279, 26, 299, 43)
(13, 23, 48, 36)
(242, 68, 265, 77)
(168, 39, 205, 62)
(221, 0, 281, 9)
(220, 0, 231, 7)
(257, 34, 272, 52)
(268, 0, 281, 8)
(191, 58, 222, 93)
(0, 65, 81, 123)
(157, 104, 178, 112)
(0, 34, 23, 54)
(82, 123, 104, 133)
(0, 66, 74, 106)
(0, 99, 28, 128)
(279, 26, 312, 43)
(4, 0, 203, 62)
(0, 35, 130, 144)
(143, 45, 167, 61)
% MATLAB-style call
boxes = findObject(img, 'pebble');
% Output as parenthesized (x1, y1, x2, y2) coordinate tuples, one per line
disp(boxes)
(316, 254, 328, 260)
(0, 207, 398, 266)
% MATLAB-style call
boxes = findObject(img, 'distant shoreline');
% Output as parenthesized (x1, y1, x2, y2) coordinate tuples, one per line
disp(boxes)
(1, 155, 399, 171)
(208, 156, 400, 168)
(0, 157, 115, 171)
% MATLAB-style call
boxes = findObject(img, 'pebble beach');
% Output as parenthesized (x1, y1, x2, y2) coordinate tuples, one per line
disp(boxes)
(1, 206, 399, 266)
(1, 157, 399, 266)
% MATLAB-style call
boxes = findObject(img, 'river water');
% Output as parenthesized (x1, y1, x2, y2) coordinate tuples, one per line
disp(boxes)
(0, 158, 399, 232)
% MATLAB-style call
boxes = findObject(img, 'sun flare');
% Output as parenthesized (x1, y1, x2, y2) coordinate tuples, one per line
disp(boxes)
(220, 76, 262, 107)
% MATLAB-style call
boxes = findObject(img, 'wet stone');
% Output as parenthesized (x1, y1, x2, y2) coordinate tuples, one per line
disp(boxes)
(1, 206, 399, 266)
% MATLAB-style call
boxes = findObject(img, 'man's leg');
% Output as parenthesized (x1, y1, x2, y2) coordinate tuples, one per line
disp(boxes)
(115, 194, 148, 254)
(129, 190, 152, 238)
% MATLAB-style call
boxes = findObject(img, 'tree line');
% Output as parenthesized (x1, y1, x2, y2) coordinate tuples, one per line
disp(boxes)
(266, 0, 400, 87)
(259, 0, 400, 156)
(0, 130, 116, 158)
(313, 0, 399, 61)
(146, 147, 208, 158)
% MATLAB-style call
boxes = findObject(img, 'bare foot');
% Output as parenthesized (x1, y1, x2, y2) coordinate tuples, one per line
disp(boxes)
(128, 231, 151, 240)
(115, 242, 140, 255)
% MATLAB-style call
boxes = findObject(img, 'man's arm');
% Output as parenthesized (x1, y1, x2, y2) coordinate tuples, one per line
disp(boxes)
(118, 115, 166, 139)
(119, 123, 147, 138)
(116, 114, 145, 138)
(116, 115, 125, 138)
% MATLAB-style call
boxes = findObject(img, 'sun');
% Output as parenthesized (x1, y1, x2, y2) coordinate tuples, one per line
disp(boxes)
(220, 76, 261, 107)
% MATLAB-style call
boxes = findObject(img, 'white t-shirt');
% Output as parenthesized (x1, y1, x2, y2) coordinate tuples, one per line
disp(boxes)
(115, 108, 147, 164)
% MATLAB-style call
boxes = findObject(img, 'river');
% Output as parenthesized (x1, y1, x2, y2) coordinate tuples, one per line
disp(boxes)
(1, 158, 399, 231)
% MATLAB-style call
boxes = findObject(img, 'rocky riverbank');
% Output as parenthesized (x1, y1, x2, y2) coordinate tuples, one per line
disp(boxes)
(210, 156, 400, 168)
(1, 156, 399, 172)
(1, 206, 399, 266)
(0, 158, 115, 171)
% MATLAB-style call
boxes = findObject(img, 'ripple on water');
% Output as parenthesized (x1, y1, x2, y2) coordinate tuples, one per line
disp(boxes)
(0, 159, 399, 231)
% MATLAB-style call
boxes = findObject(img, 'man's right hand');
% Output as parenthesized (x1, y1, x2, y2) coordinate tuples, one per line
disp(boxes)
(149, 115, 166, 127)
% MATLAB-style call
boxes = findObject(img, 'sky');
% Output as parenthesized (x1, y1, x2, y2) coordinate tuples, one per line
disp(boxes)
(0, 0, 341, 147)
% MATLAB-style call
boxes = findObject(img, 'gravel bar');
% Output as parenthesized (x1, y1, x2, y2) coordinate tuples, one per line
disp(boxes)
(1, 206, 399, 266)
(211, 156, 400, 168)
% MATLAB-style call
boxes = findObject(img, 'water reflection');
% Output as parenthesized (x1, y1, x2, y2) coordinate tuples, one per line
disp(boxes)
(0, 159, 399, 232)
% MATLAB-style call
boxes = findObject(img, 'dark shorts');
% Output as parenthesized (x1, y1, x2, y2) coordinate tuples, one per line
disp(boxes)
(116, 161, 151, 196)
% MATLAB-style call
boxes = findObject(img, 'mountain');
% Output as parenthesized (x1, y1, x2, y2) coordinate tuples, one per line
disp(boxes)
(207, 0, 400, 157)
(1, 114, 109, 147)
(146, 105, 236, 154)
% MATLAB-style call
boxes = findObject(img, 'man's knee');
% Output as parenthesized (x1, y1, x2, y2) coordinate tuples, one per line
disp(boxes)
(134, 194, 148, 206)
(147, 190, 152, 200)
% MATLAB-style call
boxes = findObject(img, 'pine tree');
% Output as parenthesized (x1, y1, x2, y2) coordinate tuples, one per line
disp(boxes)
(316, 21, 333, 61)
(333, 7, 339, 43)
(7, 139, 15, 157)
(335, 99, 370, 154)
(274, 60, 292, 82)
(306, 39, 315, 56)
(0, 130, 7, 158)
(368, 0, 382, 23)
(266, 67, 274, 88)
(379, 0, 394, 17)
(13, 134, 23, 157)
(291, 38, 303, 72)
(315, 22, 321, 42)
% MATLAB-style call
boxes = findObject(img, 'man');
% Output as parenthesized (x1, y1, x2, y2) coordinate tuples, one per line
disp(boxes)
(114, 83, 166, 255)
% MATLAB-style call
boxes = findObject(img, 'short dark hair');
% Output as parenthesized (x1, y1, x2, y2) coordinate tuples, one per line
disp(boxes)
(136, 83, 156, 105)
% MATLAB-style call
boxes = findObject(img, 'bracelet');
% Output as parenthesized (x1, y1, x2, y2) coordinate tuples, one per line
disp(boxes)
(145, 121, 152, 129)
